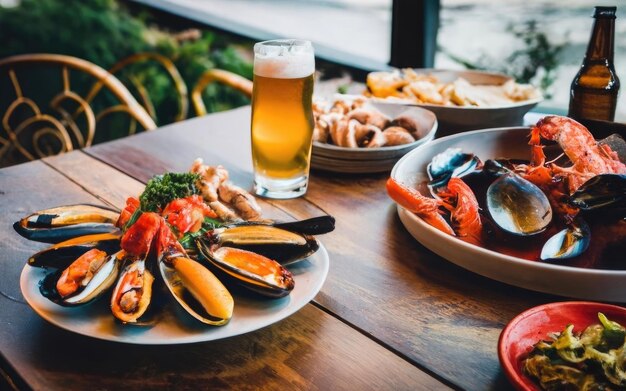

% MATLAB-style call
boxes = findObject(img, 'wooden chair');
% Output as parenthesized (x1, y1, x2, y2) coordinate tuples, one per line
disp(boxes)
(192, 69, 253, 117)
(106, 52, 189, 124)
(0, 54, 156, 167)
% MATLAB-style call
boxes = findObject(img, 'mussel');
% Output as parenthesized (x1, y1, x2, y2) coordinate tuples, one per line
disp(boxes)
(39, 249, 122, 306)
(484, 160, 553, 236)
(14, 204, 120, 243)
(28, 232, 121, 269)
(159, 256, 233, 326)
(196, 241, 295, 298)
(110, 257, 155, 324)
(568, 174, 626, 214)
(427, 148, 481, 196)
(201, 224, 320, 265)
(258, 215, 336, 236)
(541, 219, 591, 261)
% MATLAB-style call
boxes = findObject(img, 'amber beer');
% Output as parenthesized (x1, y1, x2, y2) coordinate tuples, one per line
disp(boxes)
(251, 40, 315, 199)
(568, 6, 620, 122)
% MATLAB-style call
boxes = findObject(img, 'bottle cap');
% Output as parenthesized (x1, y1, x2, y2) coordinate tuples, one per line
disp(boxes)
(594, 6, 617, 19)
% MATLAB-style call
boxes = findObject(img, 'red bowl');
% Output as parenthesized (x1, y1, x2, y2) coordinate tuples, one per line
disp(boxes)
(498, 301, 626, 391)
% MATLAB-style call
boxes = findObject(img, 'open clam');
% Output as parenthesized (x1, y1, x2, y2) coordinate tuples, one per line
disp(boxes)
(14, 204, 120, 243)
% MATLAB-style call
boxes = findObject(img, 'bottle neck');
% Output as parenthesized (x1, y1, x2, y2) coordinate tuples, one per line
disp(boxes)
(585, 17, 615, 62)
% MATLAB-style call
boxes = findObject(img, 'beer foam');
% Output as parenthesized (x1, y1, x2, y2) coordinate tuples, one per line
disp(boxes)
(254, 41, 315, 79)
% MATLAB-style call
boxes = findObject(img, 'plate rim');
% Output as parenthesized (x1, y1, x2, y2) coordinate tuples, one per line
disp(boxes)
(20, 243, 330, 345)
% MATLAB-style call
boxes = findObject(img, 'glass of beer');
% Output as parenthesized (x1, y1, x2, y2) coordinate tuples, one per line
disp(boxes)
(251, 39, 315, 199)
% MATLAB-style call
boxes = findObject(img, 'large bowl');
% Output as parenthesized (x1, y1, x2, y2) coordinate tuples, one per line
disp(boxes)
(368, 69, 542, 137)
(389, 126, 626, 302)
(311, 102, 437, 173)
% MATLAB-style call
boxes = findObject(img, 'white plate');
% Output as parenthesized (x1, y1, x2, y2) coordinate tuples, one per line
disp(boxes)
(365, 69, 542, 136)
(20, 244, 330, 344)
(390, 127, 626, 302)
(311, 103, 437, 173)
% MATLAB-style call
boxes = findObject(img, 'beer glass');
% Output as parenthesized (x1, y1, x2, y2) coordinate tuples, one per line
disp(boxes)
(251, 39, 315, 199)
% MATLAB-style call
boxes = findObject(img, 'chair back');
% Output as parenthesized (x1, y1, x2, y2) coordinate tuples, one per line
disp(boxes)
(0, 53, 156, 166)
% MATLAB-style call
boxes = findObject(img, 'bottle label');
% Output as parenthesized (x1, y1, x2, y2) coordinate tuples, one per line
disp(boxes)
(569, 88, 618, 121)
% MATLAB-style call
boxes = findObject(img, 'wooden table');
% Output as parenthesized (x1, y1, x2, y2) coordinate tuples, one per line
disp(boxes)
(0, 107, 567, 390)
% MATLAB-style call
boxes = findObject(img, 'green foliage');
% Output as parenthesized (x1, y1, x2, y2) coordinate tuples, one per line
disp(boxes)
(441, 20, 567, 98)
(0, 0, 253, 128)
(504, 21, 567, 98)
(139, 172, 200, 212)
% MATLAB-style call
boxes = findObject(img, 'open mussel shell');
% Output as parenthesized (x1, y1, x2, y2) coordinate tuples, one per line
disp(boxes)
(568, 174, 626, 214)
(110, 257, 155, 325)
(28, 232, 121, 269)
(541, 219, 591, 261)
(203, 225, 320, 265)
(14, 204, 120, 243)
(271, 215, 335, 235)
(39, 250, 122, 306)
(160, 257, 233, 326)
(196, 242, 295, 298)
(427, 148, 481, 195)
(485, 161, 552, 236)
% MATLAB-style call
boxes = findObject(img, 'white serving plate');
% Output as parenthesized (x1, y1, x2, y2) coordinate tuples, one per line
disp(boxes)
(366, 69, 542, 137)
(20, 244, 329, 344)
(311, 102, 437, 173)
(390, 126, 626, 302)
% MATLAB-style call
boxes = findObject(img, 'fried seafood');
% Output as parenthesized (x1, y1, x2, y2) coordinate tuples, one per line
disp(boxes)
(313, 98, 425, 148)
(191, 158, 262, 221)
(366, 69, 540, 107)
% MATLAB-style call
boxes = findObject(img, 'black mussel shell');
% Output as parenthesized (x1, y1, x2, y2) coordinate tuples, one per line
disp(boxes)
(541, 219, 591, 261)
(204, 224, 320, 265)
(196, 242, 294, 298)
(39, 252, 121, 306)
(568, 174, 626, 215)
(28, 232, 121, 269)
(231, 215, 335, 236)
(15, 204, 120, 243)
(427, 148, 481, 195)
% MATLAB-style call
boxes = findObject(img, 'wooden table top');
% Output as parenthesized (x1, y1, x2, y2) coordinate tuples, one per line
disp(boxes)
(0, 106, 574, 390)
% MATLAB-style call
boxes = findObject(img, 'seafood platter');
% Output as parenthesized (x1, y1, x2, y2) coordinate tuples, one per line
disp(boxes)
(364, 68, 542, 135)
(311, 96, 437, 173)
(388, 115, 626, 301)
(15, 159, 334, 344)
(499, 302, 626, 390)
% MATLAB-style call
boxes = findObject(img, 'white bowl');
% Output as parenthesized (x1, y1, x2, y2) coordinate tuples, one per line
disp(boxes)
(368, 69, 542, 137)
(311, 103, 437, 173)
(390, 126, 626, 302)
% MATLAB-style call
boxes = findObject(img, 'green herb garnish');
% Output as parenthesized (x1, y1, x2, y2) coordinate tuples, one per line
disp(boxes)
(139, 173, 200, 212)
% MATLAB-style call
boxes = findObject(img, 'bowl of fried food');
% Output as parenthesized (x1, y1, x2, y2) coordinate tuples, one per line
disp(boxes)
(311, 96, 437, 173)
(366, 68, 542, 136)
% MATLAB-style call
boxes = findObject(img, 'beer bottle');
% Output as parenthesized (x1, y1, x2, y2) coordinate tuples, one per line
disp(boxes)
(568, 6, 620, 122)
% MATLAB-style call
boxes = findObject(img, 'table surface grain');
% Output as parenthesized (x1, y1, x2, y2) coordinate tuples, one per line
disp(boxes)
(0, 106, 582, 391)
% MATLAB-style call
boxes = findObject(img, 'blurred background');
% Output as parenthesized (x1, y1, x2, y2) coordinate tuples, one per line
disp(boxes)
(0, 0, 623, 163)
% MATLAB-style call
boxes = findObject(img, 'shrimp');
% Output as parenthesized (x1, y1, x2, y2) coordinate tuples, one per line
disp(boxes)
(386, 178, 455, 236)
(438, 178, 483, 245)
